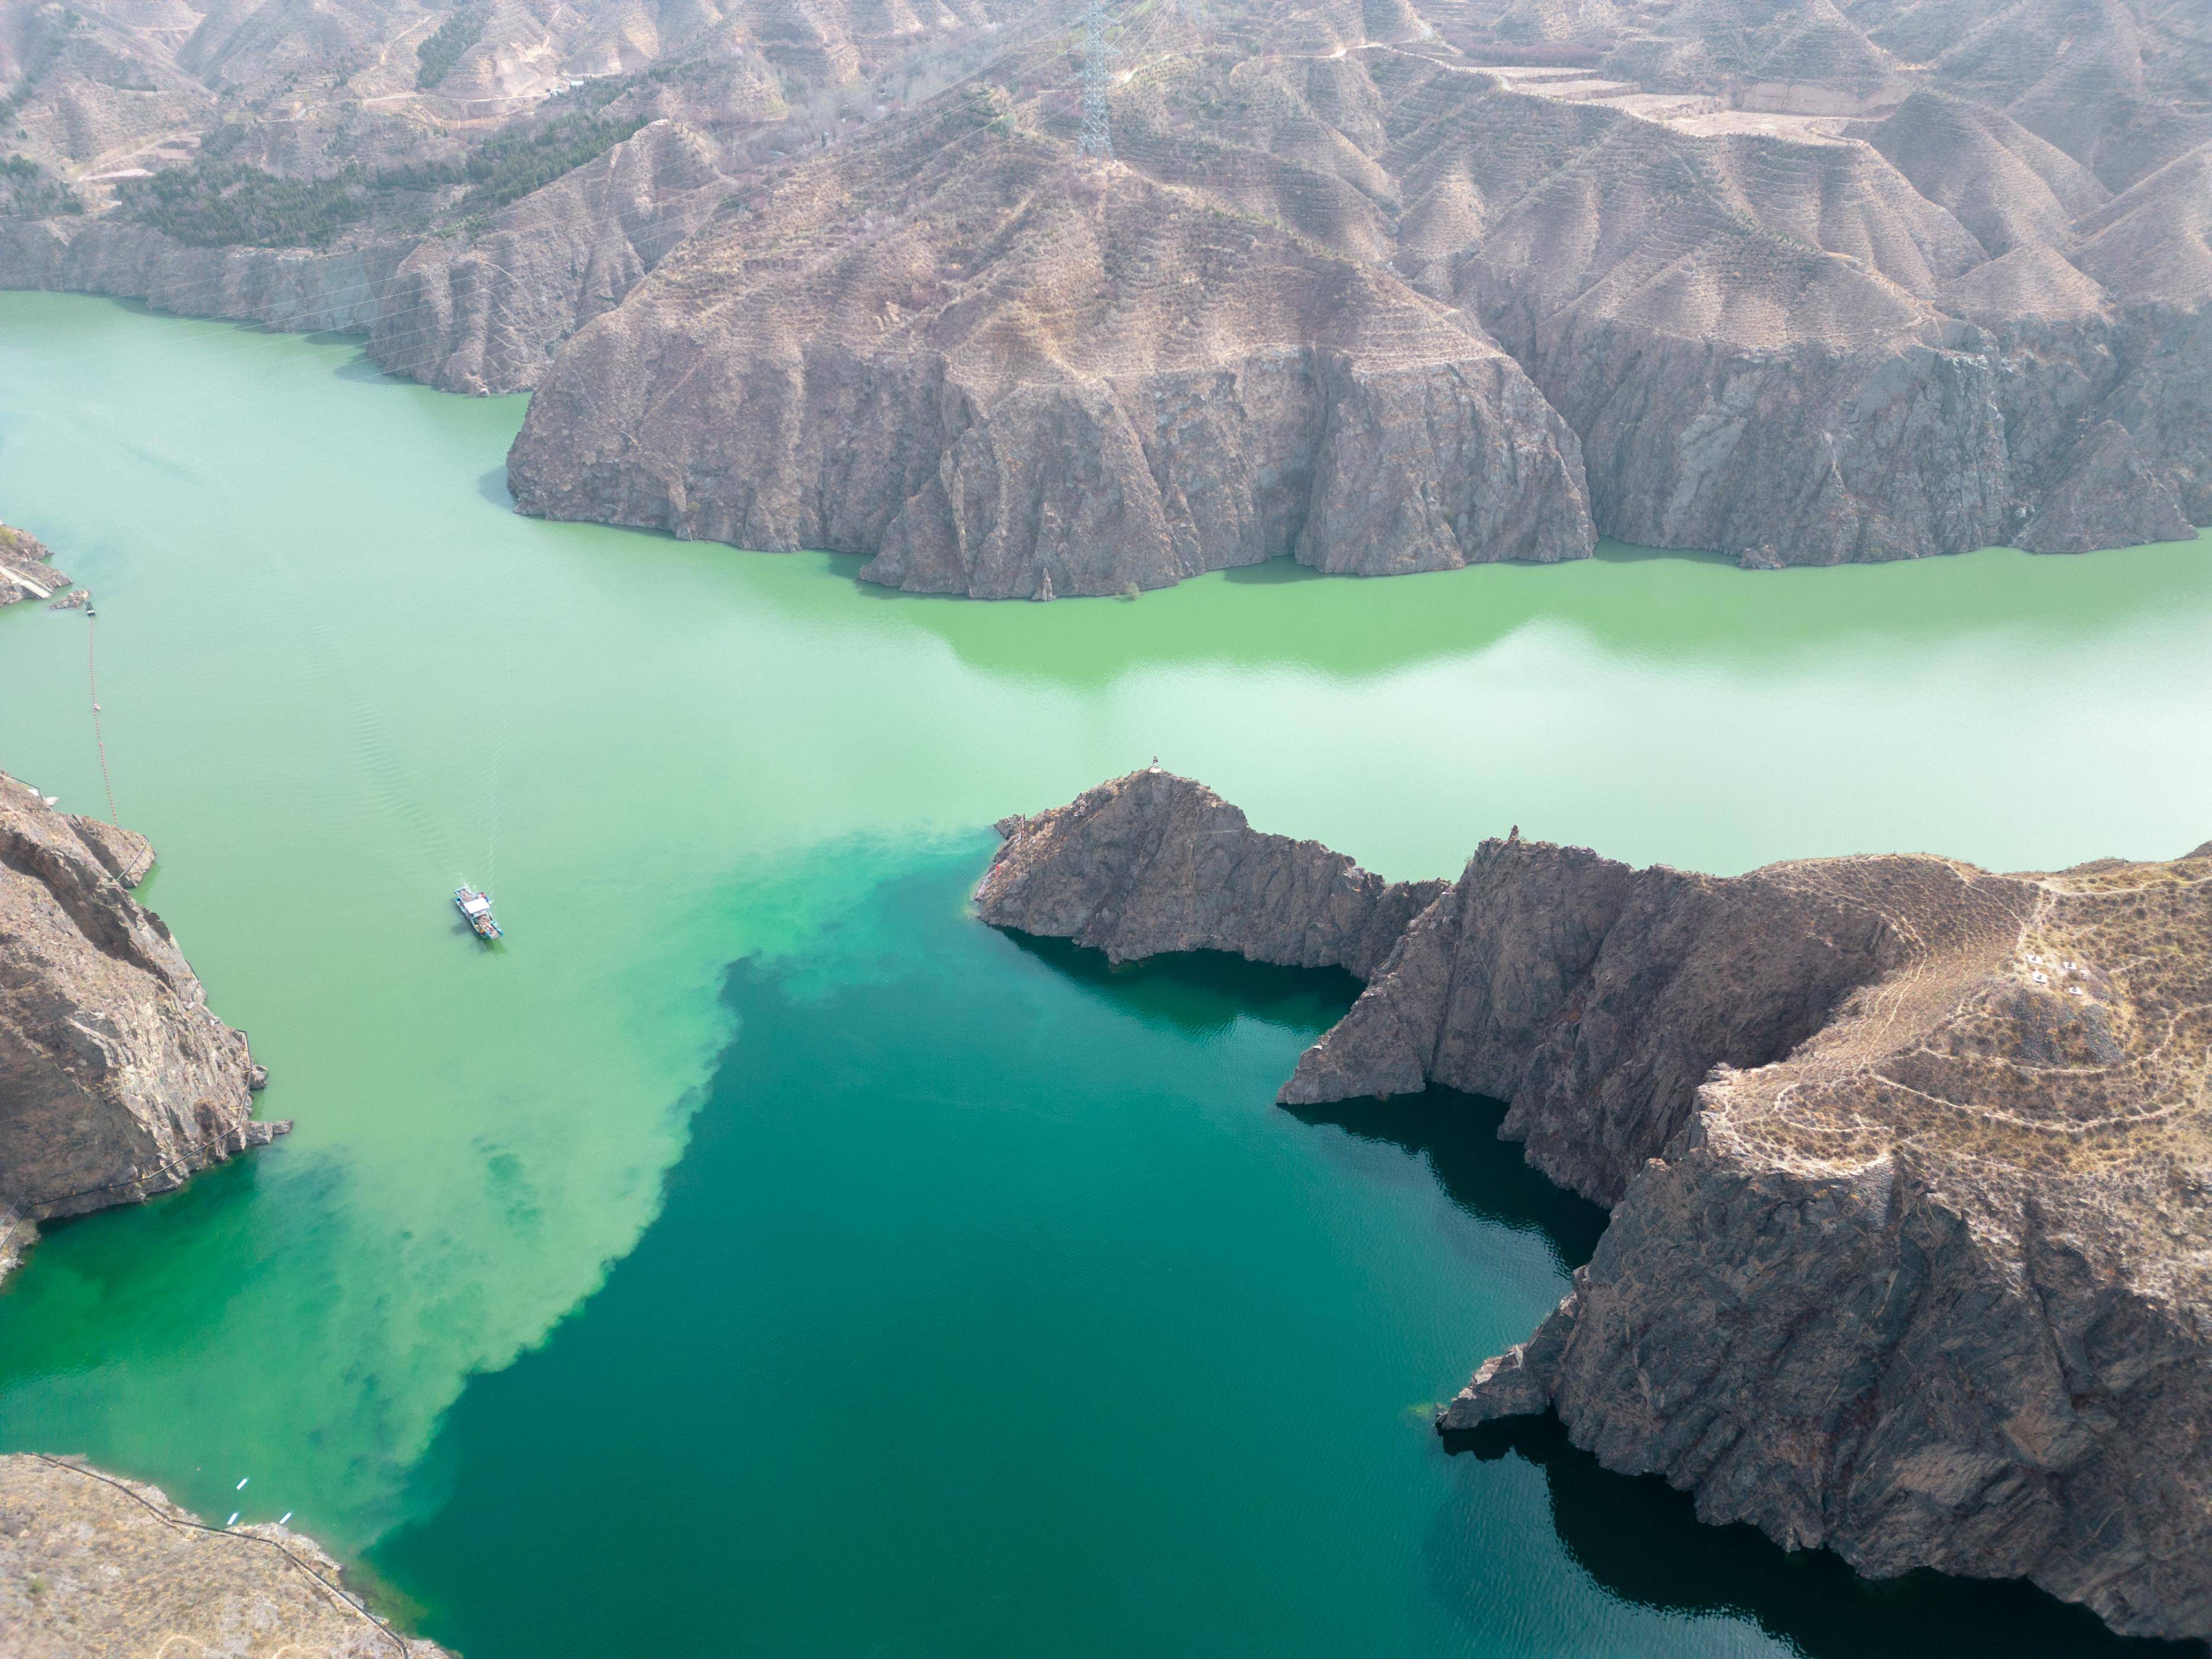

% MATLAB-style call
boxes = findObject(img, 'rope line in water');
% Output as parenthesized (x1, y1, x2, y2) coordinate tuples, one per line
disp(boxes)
(88, 612, 117, 825)
(27, 1455, 412, 1659)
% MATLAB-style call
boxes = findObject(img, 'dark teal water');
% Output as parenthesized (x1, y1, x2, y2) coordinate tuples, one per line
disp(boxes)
(373, 857, 2187, 1659)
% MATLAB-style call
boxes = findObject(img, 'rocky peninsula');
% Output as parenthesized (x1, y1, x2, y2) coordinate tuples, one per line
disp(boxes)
(976, 769, 2212, 1642)
(1, 1453, 453, 1658)
(0, 770, 283, 1283)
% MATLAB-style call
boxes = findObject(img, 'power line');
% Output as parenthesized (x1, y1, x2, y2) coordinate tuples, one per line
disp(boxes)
(27, 1455, 412, 1659)
(88, 609, 117, 825)
(1079, 0, 1113, 161)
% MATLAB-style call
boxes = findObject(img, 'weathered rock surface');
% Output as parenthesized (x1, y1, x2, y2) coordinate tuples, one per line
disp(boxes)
(974, 769, 1444, 977)
(1445, 844, 2212, 1642)
(369, 120, 738, 394)
(0, 215, 408, 334)
(0, 519, 69, 606)
(0, 1453, 453, 1658)
(506, 96, 1596, 596)
(0, 118, 736, 397)
(0, 770, 285, 1285)
(8, 0, 2211, 582)
(496, 0, 2212, 589)
(0, 0, 1019, 394)
(978, 769, 2212, 1641)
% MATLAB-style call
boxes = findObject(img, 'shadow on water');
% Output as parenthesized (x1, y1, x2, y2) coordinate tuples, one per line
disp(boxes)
(1003, 933, 1606, 1265)
(476, 466, 513, 509)
(1439, 1415, 2205, 1659)
(1283, 1087, 1609, 1270)
(1219, 556, 1326, 586)
(1000, 929, 1362, 1040)
(1006, 925, 2207, 1658)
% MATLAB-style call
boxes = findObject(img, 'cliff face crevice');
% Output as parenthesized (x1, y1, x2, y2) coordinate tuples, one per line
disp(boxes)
(975, 768, 2212, 1641)
(0, 773, 286, 1283)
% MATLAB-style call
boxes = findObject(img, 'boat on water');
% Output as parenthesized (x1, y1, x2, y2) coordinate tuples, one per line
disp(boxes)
(454, 885, 502, 941)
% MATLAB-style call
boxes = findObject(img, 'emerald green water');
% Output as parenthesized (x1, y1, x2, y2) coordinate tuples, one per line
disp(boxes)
(0, 291, 2207, 1657)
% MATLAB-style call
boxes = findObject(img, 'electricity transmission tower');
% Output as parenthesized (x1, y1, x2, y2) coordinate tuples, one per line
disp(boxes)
(1079, 0, 1113, 160)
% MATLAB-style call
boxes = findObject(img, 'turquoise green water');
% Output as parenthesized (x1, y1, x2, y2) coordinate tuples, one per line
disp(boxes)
(0, 291, 2207, 1657)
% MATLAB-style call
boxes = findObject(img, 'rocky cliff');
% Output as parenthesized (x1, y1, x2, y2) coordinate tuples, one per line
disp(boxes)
(0, 0, 1022, 395)
(0, 117, 738, 397)
(0, 519, 68, 606)
(497, 0, 2212, 589)
(975, 767, 1444, 976)
(7, 0, 2210, 585)
(0, 771, 283, 1284)
(0, 1454, 453, 1658)
(505, 95, 1595, 596)
(976, 769, 2212, 1642)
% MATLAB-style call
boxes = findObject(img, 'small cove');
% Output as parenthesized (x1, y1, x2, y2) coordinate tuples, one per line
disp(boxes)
(2, 291, 2208, 1656)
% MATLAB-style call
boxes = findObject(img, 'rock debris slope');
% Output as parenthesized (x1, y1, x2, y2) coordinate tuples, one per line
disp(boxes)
(0, 1454, 454, 1658)
(975, 769, 2212, 1642)
(0, 770, 283, 1284)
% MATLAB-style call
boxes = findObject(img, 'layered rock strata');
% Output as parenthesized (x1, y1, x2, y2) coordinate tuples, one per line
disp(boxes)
(0, 771, 284, 1284)
(976, 769, 2212, 1641)
(0, 519, 69, 606)
(0, 1454, 453, 1658)
(0, 0, 1025, 396)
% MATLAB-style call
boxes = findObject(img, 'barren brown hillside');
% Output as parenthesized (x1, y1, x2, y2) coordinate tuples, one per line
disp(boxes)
(5, 0, 2210, 587)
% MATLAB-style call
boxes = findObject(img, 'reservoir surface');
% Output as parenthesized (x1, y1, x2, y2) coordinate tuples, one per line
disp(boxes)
(1, 291, 2208, 1658)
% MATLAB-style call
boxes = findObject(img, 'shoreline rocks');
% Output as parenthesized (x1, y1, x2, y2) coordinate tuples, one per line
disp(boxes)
(0, 521, 69, 606)
(976, 769, 2212, 1642)
(0, 770, 286, 1286)
(0, 1453, 453, 1658)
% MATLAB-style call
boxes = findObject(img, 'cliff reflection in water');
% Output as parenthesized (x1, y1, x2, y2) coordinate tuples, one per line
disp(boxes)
(1440, 1415, 2201, 1659)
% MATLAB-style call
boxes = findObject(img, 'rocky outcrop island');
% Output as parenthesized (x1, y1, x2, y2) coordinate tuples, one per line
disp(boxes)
(976, 769, 2212, 1642)
(1, 770, 283, 1283)
(1, 1453, 453, 1657)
